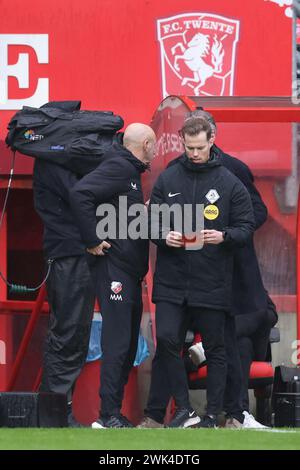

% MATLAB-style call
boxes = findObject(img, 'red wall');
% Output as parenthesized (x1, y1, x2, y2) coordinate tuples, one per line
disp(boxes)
(0, 0, 293, 174)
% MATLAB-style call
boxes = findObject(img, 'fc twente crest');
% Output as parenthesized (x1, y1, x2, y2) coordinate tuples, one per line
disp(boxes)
(157, 13, 240, 98)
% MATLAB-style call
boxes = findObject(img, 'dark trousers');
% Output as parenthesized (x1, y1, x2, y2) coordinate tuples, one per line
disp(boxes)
(223, 316, 243, 421)
(146, 312, 242, 422)
(40, 256, 95, 401)
(237, 337, 253, 412)
(153, 302, 227, 416)
(235, 312, 272, 412)
(87, 255, 143, 418)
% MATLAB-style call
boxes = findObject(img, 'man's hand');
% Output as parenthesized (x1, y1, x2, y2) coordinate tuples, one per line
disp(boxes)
(166, 231, 184, 248)
(87, 241, 111, 256)
(202, 229, 224, 245)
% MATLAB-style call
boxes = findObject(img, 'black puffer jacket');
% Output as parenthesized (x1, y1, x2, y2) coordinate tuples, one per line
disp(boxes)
(215, 145, 269, 316)
(167, 145, 270, 316)
(150, 150, 255, 311)
(70, 143, 149, 279)
(33, 160, 85, 259)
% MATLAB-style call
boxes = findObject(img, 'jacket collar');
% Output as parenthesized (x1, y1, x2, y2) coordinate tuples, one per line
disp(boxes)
(111, 142, 148, 173)
(179, 146, 221, 173)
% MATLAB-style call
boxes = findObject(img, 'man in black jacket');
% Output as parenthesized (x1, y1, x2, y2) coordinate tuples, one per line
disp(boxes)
(190, 111, 276, 428)
(33, 160, 95, 427)
(70, 123, 156, 428)
(147, 117, 255, 428)
(139, 111, 273, 429)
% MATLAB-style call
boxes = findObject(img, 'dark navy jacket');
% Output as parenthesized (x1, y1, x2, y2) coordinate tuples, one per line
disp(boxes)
(215, 145, 267, 230)
(70, 143, 149, 280)
(215, 145, 269, 318)
(33, 159, 85, 259)
(150, 150, 255, 311)
(168, 144, 270, 318)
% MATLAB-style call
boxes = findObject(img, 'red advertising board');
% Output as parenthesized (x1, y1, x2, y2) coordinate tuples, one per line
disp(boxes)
(0, 0, 297, 397)
(0, 0, 293, 175)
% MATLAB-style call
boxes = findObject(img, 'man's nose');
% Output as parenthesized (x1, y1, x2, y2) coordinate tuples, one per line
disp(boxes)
(193, 148, 199, 156)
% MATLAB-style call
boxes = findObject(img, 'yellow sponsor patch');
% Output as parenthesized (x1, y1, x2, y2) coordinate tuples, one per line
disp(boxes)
(204, 204, 219, 220)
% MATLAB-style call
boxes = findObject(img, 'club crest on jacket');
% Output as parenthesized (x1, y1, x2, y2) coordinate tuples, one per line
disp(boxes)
(111, 281, 123, 294)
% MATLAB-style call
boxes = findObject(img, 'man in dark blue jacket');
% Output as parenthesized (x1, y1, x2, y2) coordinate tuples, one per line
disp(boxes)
(190, 111, 276, 428)
(33, 160, 95, 427)
(70, 123, 156, 428)
(146, 117, 255, 428)
(139, 111, 273, 429)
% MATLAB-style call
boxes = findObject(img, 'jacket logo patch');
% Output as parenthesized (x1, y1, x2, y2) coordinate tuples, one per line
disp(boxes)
(24, 129, 44, 141)
(205, 189, 220, 204)
(110, 294, 123, 301)
(168, 192, 181, 198)
(204, 204, 219, 220)
(131, 182, 137, 190)
(50, 145, 65, 150)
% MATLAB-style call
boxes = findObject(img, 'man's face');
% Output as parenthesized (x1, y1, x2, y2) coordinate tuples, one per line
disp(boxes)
(182, 131, 213, 164)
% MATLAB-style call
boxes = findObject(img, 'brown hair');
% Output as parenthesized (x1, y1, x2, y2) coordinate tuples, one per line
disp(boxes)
(180, 116, 212, 140)
(185, 110, 217, 133)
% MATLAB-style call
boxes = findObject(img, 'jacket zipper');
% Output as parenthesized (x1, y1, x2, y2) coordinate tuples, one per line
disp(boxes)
(185, 174, 197, 297)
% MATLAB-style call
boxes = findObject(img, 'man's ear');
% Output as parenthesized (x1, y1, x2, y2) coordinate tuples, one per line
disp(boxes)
(143, 139, 149, 152)
(208, 136, 214, 148)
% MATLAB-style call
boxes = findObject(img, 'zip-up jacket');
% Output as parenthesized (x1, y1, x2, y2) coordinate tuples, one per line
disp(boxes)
(214, 145, 269, 316)
(169, 144, 268, 229)
(168, 145, 269, 316)
(214, 145, 267, 229)
(33, 160, 85, 259)
(70, 142, 149, 279)
(149, 150, 255, 311)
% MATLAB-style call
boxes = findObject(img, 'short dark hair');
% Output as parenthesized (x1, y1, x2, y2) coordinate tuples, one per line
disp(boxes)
(180, 116, 212, 140)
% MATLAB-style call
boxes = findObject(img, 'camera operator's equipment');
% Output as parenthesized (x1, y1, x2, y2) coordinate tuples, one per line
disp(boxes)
(272, 366, 300, 427)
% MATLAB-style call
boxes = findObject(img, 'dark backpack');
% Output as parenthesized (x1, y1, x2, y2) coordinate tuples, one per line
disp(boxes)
(5, 100, 124, 175)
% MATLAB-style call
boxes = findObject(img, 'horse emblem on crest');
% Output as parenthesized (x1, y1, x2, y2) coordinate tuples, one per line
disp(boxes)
(157, 13, 240, 98)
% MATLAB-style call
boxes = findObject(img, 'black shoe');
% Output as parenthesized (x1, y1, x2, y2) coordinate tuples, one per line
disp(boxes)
(68, 413, 87, 428)
(93, 414, 133, 428)
(119, 413, 134, 428)
(197, 414, 217, 428)
(67, 402, 85, 428)
(166, 408, 200, 428)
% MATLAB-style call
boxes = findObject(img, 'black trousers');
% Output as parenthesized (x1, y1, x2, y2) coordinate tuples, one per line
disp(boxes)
(237, 337, 253, 411)
(87, 255, 143, 418)
(223, 316, 243, 421)
(40, 256, 95, 401)
(234, 312, 272, 412)
(236, 324, 271, 412)
(146, 311, 242, 422)
(153, 301, 227, 416)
